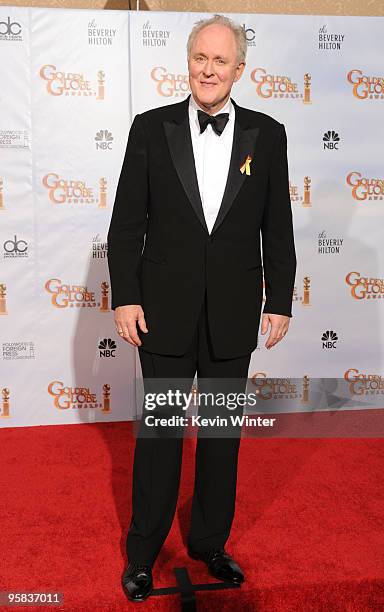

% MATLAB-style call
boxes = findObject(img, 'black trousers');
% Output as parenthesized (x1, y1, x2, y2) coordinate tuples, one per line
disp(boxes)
(126, 291, 251, 566)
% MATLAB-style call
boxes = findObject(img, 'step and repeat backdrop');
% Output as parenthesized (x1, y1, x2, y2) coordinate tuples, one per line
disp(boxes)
(0, 7, 383, 427)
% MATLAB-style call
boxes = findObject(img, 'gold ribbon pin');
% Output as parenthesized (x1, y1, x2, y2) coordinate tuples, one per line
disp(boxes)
(240, 154, 252, 176)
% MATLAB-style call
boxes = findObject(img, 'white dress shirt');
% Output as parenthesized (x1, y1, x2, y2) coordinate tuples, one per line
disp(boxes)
(188, 94, 235, 234)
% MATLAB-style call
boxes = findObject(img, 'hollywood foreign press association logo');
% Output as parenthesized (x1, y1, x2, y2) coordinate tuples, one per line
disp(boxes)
(2, 341, 35, 360)
(321, 330, 338, 349)
(0, 130, 29, 149)
(323, 130, 340, 150)
(98, 338, 116, 357)
(95, 129, 113, 150)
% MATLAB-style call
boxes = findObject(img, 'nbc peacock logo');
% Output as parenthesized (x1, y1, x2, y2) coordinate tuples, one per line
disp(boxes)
(323, 131, 340, 150)
(98, 338, 116, 357)
(95, 129, 113, 150)
(321, 330, 338, 349)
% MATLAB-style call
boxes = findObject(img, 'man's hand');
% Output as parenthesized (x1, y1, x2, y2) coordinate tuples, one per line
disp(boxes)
(114, 305, 148, 347)
(260, 313, 290, 349)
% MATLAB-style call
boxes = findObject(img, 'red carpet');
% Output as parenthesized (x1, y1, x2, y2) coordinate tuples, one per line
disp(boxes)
(0, 421, 383, 611)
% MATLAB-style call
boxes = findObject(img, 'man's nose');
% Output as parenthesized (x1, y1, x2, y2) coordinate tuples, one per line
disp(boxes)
(203, 60, 215, 77)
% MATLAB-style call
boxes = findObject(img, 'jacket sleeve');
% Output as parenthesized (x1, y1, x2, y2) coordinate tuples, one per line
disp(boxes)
(261, 123, 296, 317)
(107, 113, 148, 309)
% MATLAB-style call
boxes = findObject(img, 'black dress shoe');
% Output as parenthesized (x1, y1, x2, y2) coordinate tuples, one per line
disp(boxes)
(122, 562, 153, 602)
(188, 547, 245, 584)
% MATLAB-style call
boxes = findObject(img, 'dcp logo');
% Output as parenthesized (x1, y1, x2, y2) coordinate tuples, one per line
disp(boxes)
(4, 235, 27, 254)
(0, 17, 21, 35)
(242, 24, 255, 43)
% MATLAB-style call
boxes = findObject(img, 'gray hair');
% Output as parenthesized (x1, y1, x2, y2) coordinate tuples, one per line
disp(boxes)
(187, 14, 247, 65)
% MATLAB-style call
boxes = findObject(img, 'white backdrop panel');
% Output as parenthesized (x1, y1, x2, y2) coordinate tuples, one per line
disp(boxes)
(0, 8, 383, 426)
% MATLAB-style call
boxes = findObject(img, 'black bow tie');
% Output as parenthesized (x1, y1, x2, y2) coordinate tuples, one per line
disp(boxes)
(197, 109, 229, 136)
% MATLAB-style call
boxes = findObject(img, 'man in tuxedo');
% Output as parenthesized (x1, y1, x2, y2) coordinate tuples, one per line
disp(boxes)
(107, 14, 296, 602)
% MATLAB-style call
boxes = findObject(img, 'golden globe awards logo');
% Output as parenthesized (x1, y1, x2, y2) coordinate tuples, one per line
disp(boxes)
(42, 173, 107, 206)
(47, 381, 111, 412)
(345, 272, 384, 300)
(344, 369, 384, 396)
(0, 283, 7, 314)
(289, 176, 312, 206)
(0, 177, 5, 210)
(1, 388, 10, 418)
(39, 65, 106, 99)
(346, 172, 384, 201)
(292, 276, 311, 305)
(250, 68, 312, 103)
(150, 67, 190, 97)
(250, 373, 309, 402)
(44, 279, 110, 310)
(347, 70, 384, 100)
(262, 276, 308, 309)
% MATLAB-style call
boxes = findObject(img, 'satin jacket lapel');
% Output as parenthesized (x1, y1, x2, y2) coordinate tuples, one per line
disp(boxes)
(163, 103, 208, 233)
(163, 96, 260, 236)
(211, 114, 260, 235)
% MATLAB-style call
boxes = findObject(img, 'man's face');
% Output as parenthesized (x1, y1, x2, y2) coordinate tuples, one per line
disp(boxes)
(188, 24, 245, 114)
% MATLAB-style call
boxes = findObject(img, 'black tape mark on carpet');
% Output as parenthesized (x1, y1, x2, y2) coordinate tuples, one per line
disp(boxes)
(151, 566, 241, 610)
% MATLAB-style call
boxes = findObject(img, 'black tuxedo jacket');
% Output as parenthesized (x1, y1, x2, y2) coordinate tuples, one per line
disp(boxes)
(107, 94, 296, 358)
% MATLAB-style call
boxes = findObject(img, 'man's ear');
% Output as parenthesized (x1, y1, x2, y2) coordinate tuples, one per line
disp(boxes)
(234, 61, 246, 82)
